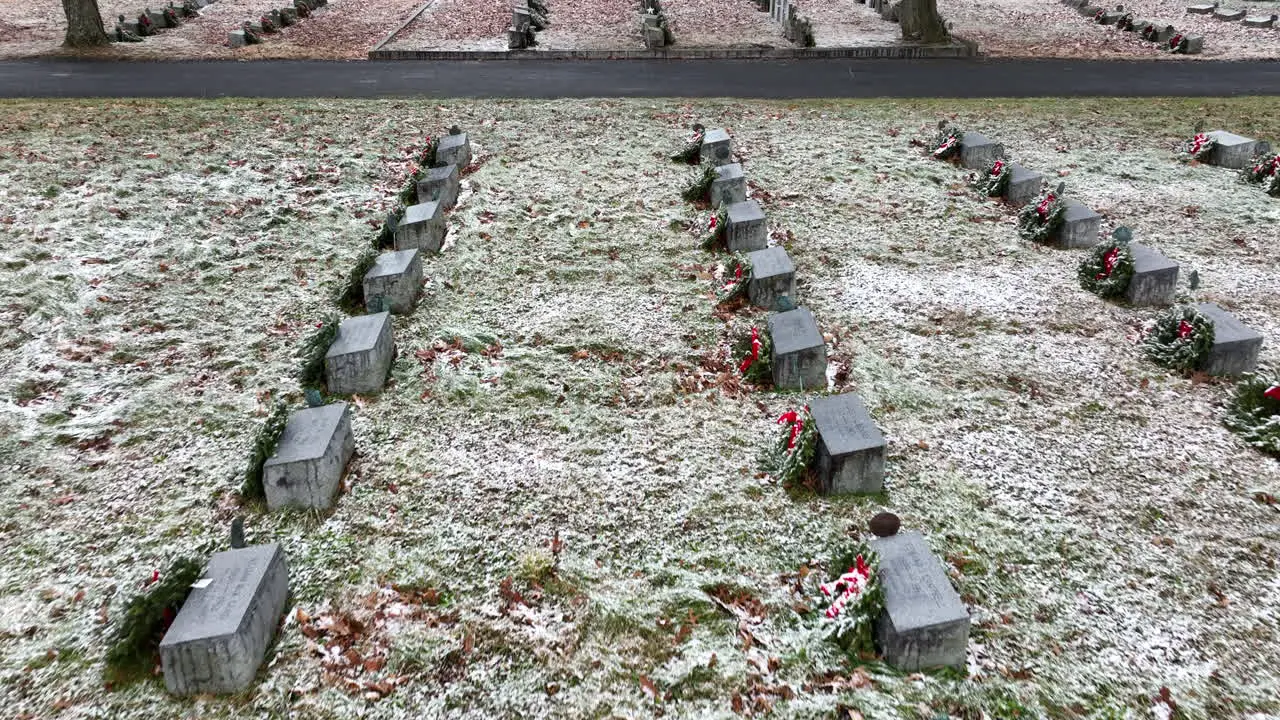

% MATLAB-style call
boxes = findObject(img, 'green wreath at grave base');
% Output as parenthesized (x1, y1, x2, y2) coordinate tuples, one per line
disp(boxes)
(733, 325, 773, 386)
(1116, 13, 1134, 30)
(103, 556, 205, 686)
(715, 252, 753, 304)
(1077, 238, 1135, 298)
(1268, 172, 1280, 198)
(681, 164, 717, 203)
(336, 246, 379, 311)
(759, 405, 816, 488)
(1178, 132, 1216, 163)
(699, 209, 728, 251)
(1224, 370, 1280, 457)
(242, 399, 289, 499)
(297, 315, 340, 390)
(1016, 191, 1067, 244)
(672, 126, 705, 165)
(1239, 153, 1279, 185)
(1142, 304, 1215, 373)
(819, 543, 885, 658)
(970, 159, 1010, 198)
(931, 125, 964, 161)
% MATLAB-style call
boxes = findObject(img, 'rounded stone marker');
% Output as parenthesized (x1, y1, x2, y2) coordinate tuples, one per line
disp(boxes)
(869, 512, 901, 537)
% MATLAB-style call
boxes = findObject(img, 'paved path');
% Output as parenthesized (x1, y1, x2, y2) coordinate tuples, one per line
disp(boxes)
(1, 58, 1279, 98)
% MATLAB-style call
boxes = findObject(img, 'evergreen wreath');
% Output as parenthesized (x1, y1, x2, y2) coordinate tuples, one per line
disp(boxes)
(1017, 190, 1067, 243)
(734, 325, 773, 385)
(103, 557, 205, 685)
(764, 406, 816, 486)
(715, 253, 753, 303)
(297, 315, 340, 389)
(1116, 13, 1134, 30)
(1093, 7, 1107, 23)
(682, 163, 717, 203)
(1142, 304, 1215, 373)
(336, 246, 379, 311)
(970, 158, 1010, 197)
(1179, 132, 1216, 163)
(1267, 170, 1280, 198)
(1077, 234, 1136, 298)
(931, 125, 963, 161)
(816, 544, 884, 657)
(1239, 153, 1280, 185)
(699, 208, 728, 251)
(1223, 369, 1280, 457)
(671, 124, 706, 165)
(1140, 23, 1160, 41)
(242, 399, 288, 499)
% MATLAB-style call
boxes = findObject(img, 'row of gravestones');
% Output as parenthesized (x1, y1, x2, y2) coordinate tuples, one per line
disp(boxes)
(228, 0, 326, 47)
(749, 0, 817, 45)
(508, 0, 550, 49)
(153, 131, 474, 697)
(1062, 0, 1218, 52)
(1187, 3, 1278, 28)
(947, 129, 1270, 377)
(112, 2, 196, 42)
(693, 128, 969, 672)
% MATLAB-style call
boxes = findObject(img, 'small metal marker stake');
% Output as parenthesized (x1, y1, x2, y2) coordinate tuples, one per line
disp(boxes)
(1189, 269, 1200, 290)
(869, 512, 901, 538)
(304, 388, 324, 407)
(1113, 225, 1133, 243)
(230, 517, 246, 549)
(1054, 181, 1066, 197)
(773, 295, 796, 313)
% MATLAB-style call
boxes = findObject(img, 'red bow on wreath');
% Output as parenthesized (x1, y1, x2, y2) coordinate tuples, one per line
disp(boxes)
(1095, 246, 1120, 280)
(990, 160, 1004, 176)
(1036, 193, 1055, 221)
(739, 327, 761, 374)
(1189, 133, 1208, 155)
(776, 408, 806, 451)
(708, 215, 718, 231)
(1265, 385, 1280, 402)
(1177, 320, 1194, 339)
(1169, 34, 1183, 50)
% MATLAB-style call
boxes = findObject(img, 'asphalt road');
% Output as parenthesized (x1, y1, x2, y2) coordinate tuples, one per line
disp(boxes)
(1, 58, 1279, 98)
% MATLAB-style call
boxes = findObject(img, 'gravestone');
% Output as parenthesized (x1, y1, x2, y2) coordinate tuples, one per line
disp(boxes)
(267, 9, 282, 25)
(958, 132, 1004, 171)
(1242, 14, 1277, 27)
(416, 164, 460, 209)
(1003, 163, 1042, 206)
(644, 23, 666, 48)
(1195, 303, 1263, 375)
(125, 19, 142, 35)
(435, 132, 472, 168)
(808, 392, 886, 495)
(395, 200, 446, 253)
(1125, 243, 1178, 307)
(262, 402, 353, 510)
(1147, 23, 1176, 41)
(1213, 6, 1246, 20)
(508, 27, 529, 49)
(280, 6, 298, 23)
(363, 249, 423, 315)
(227, 29, 247, 46)
(159, 543, 289, 695)
(767, 307, 827, 390)
(1052, 199, 1101, 249)
(725, 199, 767, 252)
(513, 6, 531, 31)
(1179, 35, 1205, 53)
(1080, 4, 1101, 16)
(145, 8, 165, 25)
(870, 531, 970, 671)
(325, 312, 395, 394)
(1206, 131, 1271, 169)
(1131, 18, 1154, 33)
(248, 20, 264, 33)
(700, 128, 733, 166)
(711, 163, 748, 208)
(745, 246, 796, 309)
(1186, 3, 1215, 12)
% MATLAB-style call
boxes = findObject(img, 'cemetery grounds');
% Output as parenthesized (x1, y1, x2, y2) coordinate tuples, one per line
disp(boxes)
(1, 97, 1279, 719)
(2, 0, 1279, 57)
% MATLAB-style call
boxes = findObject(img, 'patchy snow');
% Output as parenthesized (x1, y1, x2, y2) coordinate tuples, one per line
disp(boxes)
(0, 98, 1279, 719)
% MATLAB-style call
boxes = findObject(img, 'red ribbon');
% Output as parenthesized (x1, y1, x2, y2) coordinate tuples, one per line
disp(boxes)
(1036, 193, 1055, 221)
(1265, 385, 1280, 402)
(990, 160, 1004, 176)
(1190, 133, 1207, 155)
(738, 327, 760, 374)
(708, 215, 718, 230)
(1170, 34, 1183, 49)
(1177, 320, 1194, 339)
(1095, 246, 1120, 280)
(776, 408, 807, 451)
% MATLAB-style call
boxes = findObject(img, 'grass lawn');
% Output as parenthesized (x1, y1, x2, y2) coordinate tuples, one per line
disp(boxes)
(0, 97, 1278, 719)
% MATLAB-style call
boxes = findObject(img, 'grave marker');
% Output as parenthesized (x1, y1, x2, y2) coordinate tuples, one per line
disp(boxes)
(1053, 198, 1101, 249)
(870, 531, 970, 671)
(1185, 3, 1215, 13)
(1205, 131, 1272, 169)
(1196, 303, 1263, 375)
(745, 246, 796, 309)
(725, 199, 767, 252)
(958, 132, 1004, 171)
(395, 200, 446, 253)
(1125, 243, 1179, 307)
(325, 312, 395, 394)
(435, 132, 472, 168)
(363, 249, 423, 315)
(767, 307, 827, 390)
(227, 29, 247, 47)
(808, 392, 886, 495)
(1213, 6, 1245, 20)
(262, 402, 354, 510)
(711, 163, 748, 208)
(700, 128, 733, 166)
(1003, 163, 1042, 206)
(159, 543, 289, 695)
(417, 164, 460, 209)
(1242, 15, 1277, 28)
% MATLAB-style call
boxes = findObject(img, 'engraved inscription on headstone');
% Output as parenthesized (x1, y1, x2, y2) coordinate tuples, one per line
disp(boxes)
(809, 393, 886, 494)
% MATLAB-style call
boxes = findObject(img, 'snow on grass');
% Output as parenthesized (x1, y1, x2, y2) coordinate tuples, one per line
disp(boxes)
(0, 97, 1279, 719)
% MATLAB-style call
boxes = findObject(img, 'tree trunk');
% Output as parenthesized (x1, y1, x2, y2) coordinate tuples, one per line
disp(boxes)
(62, 0, 110, 48)
(899, 0, 949, 43)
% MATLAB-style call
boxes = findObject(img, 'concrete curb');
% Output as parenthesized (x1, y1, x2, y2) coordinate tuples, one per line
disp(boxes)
(367, 41, 980, 61)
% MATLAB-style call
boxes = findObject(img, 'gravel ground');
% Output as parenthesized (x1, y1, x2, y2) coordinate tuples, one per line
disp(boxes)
(0, 98, 1279, 720)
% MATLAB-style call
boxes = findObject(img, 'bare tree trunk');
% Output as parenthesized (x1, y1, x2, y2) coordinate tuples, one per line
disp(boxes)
(899, 0, 949, 43)
(62, 0, 110, 48)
